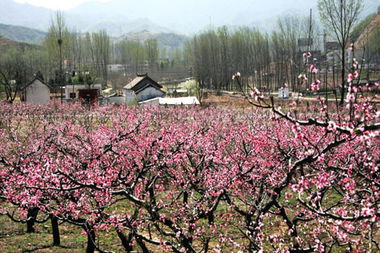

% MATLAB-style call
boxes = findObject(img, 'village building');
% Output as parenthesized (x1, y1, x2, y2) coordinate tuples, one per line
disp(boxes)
(64, 83, 102, 103)
(23, 76, 51, 105)
(278, 87, 290, 99)
(123, 74, 165, 104)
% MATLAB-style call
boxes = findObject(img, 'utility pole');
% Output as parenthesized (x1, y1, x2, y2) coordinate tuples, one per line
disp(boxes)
(58, 35, 63, 103)
(306, 9, 313, 88)
(55, 11, 64, 104)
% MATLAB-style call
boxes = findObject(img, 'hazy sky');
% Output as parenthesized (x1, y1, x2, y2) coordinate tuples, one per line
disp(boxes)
(8, 0, 376, 35)
(15, 0, 111, 10)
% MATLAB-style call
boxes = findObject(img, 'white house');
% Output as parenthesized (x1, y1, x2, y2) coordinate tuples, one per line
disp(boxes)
(123, 74, 165, 104)
(23, 77, 51, 105)
(278, 87, 289, 99)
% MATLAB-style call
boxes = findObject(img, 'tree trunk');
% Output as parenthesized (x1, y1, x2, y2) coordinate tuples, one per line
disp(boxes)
(51, 215, 60, 246)
(340, 47, 346, 105)
(117, 230, 134, 252)
(86, 227, 96, 253)
(135, 235, 150, 253)
(26, 207, 39, 233)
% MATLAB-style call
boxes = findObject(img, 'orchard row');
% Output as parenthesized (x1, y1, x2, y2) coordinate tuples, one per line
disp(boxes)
(0, 101, 378, 252)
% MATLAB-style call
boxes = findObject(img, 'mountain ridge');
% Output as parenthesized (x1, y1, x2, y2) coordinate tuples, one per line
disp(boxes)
(0, 23, 46, 44)
(0, 36, 38, 50)
(0, 22, 187, 49)
(116, 31, 188, 49)
(356, 13, 380, 47)
(0, 0, 378, 36)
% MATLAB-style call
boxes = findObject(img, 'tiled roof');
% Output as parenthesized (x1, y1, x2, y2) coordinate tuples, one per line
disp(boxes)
(123, 76, 146, 90)
(123, 75, 163, 93)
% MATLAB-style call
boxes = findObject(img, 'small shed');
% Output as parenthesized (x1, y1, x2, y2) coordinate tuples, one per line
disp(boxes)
(278, 87, 289, 99)
(23, 77, 51, 105)
(65, 84, 102, 103)
(139, 96, 200, 106)
(123, 74, 165, 104)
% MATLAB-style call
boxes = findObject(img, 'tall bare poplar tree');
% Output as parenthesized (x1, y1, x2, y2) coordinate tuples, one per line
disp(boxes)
(318, 0, 363, 105)
(44, 11, 69, 84)
(90, 30, 111, 84)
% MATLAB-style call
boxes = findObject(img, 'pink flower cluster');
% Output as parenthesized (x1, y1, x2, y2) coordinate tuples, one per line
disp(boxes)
(0, 100, 378, 252)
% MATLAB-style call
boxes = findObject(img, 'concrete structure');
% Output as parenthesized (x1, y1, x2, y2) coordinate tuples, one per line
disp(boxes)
(123, 74, 165, 104)
(108, 64, 127, 73)
(102, 94, 125, 105)
(278, 88, 289, 99)
(108, 63, 149, 73)
(139, 96, 200, 106)
(326, 50, 341, 66)
(23, 77, 51, 105)
(65, 84, 102, 103)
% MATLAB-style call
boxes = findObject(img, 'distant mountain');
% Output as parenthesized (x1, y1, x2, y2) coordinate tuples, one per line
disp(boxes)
(0, 0, 173, 35)
(84, 19, 172, 36)
(0, 24, 46, 44)
(356, 13, 380, 47)
(0, 0, 378, 35)
(69, 0, 379, 34)
(154, 33, 189, 48)
(117, 31, 188, 49)
(0, 0, 52, 31)
(0, 36, 38, 50)
(0, 21, 187, 50)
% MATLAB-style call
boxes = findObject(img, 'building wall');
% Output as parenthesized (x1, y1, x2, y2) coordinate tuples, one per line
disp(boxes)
(139, 98, 161, 106)
(65, 84, 102, 100)
(104, 96, 125, 105)
(125, 90, 136, 104)
(278, 88, 289, 98)
(136, 87, 165, 102)
(125, 87, 165, 105)
(25, 80, 50, 105)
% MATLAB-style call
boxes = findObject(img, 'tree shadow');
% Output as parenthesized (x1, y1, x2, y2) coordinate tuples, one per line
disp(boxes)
(0, 231, 27, 238)
(22, 244, 74, 253)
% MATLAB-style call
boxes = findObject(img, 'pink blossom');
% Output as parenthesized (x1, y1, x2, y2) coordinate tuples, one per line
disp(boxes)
(303, 52, 312, 58)
(285, 192, 293, 199)
(0, 98, 378, 251)
(347, 74, 353, 83)
(349, 43, 354, 51)
(310, 64, 318, 74)
(346, 93, 355, 103)
(327, 121, 337, 131)
(361, 208, 375, 216)
(310, 82, 320, 91)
